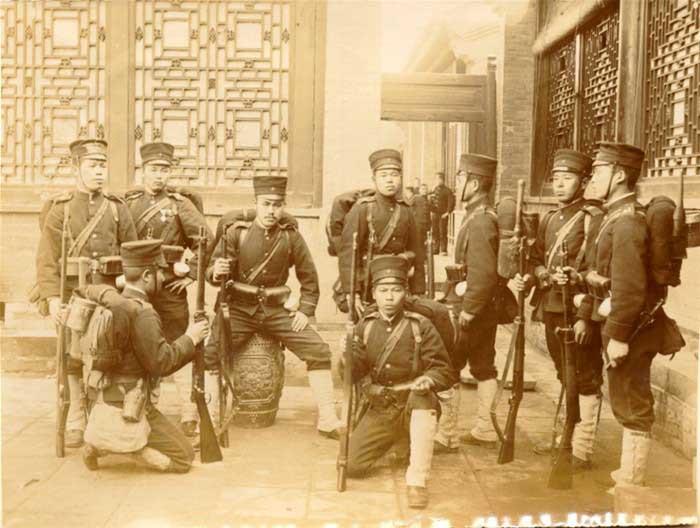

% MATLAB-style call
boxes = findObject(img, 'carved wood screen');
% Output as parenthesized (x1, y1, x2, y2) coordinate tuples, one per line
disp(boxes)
(1, 0, 106, 186)
(644, 0, 699, 179)
(133, 0, 291, 188)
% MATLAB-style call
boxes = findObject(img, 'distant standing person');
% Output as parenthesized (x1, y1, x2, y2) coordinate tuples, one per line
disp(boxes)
(430, 172, 455, 255)
(403, 186, 431, 250)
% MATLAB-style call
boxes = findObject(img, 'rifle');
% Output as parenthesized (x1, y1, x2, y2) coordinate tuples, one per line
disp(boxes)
(192, 226, 223, 463)
(426, 231, 435, 299)
(362, 226, 375, 304)
(497, 179, 526, 465)
(337, 232, 358, 492)
(55, 217, 70, 458)
(548, 240, 580, 488)
(217, 224, 235, 448)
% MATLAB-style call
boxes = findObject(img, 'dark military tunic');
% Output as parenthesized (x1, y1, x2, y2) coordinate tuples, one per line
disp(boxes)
(430, 183, 455, 254)
(346, 309, 454, 477)
(206, 217, 330, 370)
(36, 190, 137, 300)
(593, 193, 665, 432)
(529, 198, 604, 395)
(83, 284, 195, 472)
(338, 193, 425, 296)
(125, 188, 213, 342)
(452, 196, 499, 379)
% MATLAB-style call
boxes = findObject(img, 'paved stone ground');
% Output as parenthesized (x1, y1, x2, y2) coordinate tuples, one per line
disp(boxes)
(2, 328, 696, 527)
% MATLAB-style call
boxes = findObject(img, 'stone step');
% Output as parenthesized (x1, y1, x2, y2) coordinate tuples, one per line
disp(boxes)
(614, 486, 697, 521)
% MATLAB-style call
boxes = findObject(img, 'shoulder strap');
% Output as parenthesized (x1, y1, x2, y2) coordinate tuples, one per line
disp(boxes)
(371, 317, 410, 378)
(68, 199, 110, 257)
(376, 205, 402, 252)
(573, 211, 593, 270)
(135, 197, 172, 233)
(362, 319, 376, 347)
(406, 314, 422, 377)
(243, 229, 285, 284)
(545, 210, 585, 270)
(109, 201, 119, 224)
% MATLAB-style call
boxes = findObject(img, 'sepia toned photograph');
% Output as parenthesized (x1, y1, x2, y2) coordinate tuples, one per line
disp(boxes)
(0, 0, 698, 526)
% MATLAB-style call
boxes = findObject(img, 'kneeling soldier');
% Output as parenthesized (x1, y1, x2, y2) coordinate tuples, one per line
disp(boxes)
(208, 176, 343, 438)
(81, 239, 209, 472)
(347, 255, 455, 509)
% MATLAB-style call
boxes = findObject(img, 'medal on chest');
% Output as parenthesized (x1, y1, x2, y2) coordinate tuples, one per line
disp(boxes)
(160, 208, 173, 223)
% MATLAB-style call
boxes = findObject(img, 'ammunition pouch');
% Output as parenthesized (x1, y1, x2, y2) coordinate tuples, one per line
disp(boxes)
(227, 281, 291, 307)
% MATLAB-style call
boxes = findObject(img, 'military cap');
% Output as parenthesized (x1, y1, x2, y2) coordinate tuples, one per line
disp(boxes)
(460, 153, 497, 178)
(370, 255, 409, 285)
(253, 176, 287, 197)
(161, 244, 185, 264)
(552, 149, 592, 175)
(369, 149, 402, 172)
(141, 142, 175, 165)
(594, 141, 644, 170)
(121, 239, 168, 268)
(69, 139, 107, 161)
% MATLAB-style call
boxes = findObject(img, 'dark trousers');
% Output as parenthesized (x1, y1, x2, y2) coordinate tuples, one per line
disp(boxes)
(454, 308, 498, 381)
(146, 404, 195, 473)
(347, 391, 438, 477)
(431, 213, 449, 253)
(211, 305, 331, 371)
(543, 312, 603, 396)
(605, 322, 660, 432)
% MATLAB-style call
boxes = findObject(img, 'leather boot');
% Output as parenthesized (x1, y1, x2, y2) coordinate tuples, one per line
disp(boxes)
(405, 408, 437, 506)
(308, 369, 343, 437)
(572, 393, 601, 468)
(82, 443, 99, 471)
(608, 428, 651, 494)
(434, 384, 461, 453)
(461, 379, 497, 446)
(133, 446, 173, 472)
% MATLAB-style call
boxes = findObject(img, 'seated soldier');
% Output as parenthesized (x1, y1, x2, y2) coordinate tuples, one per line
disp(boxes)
(347, 255, 455, 509)
(80, 239, 209, 473)
(207, 176, 343, 439)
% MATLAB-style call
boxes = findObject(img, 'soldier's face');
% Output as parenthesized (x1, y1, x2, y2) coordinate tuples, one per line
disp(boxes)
(144, 162, 172, 193)
(551, 170, 583, 203)
(373, 282, 406, 316)
(584, 164, 614, 201)
(77, 157, 107, 192)
(419, 184, 428, 196)
(255, 195, 285, 228)
(373, 168, 402, 197)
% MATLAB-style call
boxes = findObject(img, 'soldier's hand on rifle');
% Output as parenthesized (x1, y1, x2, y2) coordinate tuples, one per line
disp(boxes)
(289, 311, 309, 333)
(186, 318, 210, 346)
(512, 273, 533, 292)
(459, 310, 475, 328)
(48, 297, 64, 325)
(552, 266, 581, 286)
(535, 269, 551, 289)
(212, 258, 231, 281)
(573, 319, 592, 345)
(411, 375, 435, 394)
(167, 276, 194, 294)
(606, 338, 629, 368)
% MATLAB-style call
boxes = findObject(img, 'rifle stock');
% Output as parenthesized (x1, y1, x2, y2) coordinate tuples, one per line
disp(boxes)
(498, 179, 526, 465)
(55, 218, 70, 458)
(548, 240, 580, 489)
(192, 226, 223, 463)
(426, 231, 435, 299)
(218, 224, 233, 448)
(338, 232, 358, 492)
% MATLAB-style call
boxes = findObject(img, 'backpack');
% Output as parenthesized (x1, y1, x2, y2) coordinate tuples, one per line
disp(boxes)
(645, 195, 684, 287)
(67, 285, 123, 373)
(326, 188, 375, 256)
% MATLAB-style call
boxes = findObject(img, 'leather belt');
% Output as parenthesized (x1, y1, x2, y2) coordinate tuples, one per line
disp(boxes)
(229, 281, 291, 307)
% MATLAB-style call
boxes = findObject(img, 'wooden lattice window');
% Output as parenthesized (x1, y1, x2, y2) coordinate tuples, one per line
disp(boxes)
(644, 0, 699, 179)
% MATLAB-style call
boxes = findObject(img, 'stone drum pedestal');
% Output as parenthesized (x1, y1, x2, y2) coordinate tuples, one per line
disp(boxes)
(231, 333, 285, 428)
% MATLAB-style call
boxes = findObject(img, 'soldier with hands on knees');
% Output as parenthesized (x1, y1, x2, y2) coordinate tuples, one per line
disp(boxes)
(36, 139, 137, 448)
(125, 142, 213, 437)
(207, 176, 343, 439)
(346, 255, 455, 510)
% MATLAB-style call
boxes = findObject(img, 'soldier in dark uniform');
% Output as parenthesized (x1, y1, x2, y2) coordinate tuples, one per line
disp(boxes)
(338, 149, 425, 309)
(207, 176, 342, 438)
(125, 142, 213, 436)
(582, 142, 663, 490)
(36, 139, 137, 448)
(513, 149, 605, 467)
(452, 154, 501, 447)
(81, 239, 209, 472)
(346, 255, 454, 509)
(430, 172, 455, 255)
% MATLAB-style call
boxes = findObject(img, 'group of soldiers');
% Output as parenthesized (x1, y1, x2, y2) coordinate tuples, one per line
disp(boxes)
(36, 136, 681, 509)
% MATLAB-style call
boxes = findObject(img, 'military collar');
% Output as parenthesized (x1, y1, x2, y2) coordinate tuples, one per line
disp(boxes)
(145, 188, 168, 200)
(253, 217, 280, 235)
(378, 309, 404, 325)
(464, 194, 490, 214)
(557, 197, 584, 213)
(375, 192, 403, 206)
(74, 189, 103, 202)
(123, 285, 149, 302)
(604, 192, 637, 213)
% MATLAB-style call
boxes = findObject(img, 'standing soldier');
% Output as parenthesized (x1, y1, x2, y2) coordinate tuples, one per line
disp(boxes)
(453, 154, 501, 447)
(36, 139, 137, 448)
(346, 255, 454, 509)
(207, 176, 343, 438)
(513, 149, 604, 468)
(582, 142, 664, 490)
(124, 142, 213, 437)
(338, 149, 425, 308)
(430, 172, 456, 256)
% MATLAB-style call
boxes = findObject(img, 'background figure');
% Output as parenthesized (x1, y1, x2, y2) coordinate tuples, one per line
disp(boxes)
(430, 172, 455, 255)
